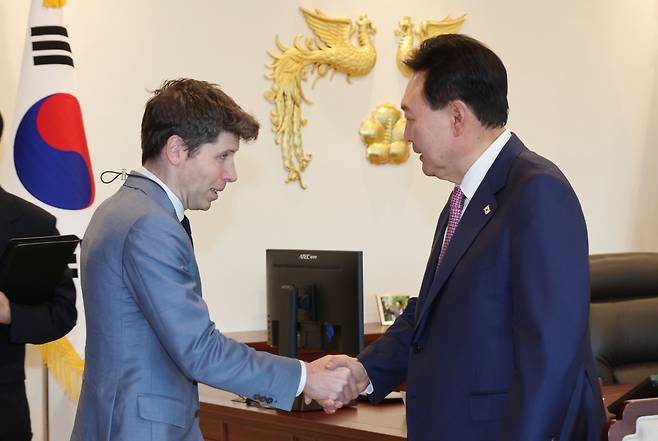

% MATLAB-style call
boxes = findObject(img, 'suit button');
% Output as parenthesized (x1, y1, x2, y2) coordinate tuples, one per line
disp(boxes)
(412, 344, 422, 353)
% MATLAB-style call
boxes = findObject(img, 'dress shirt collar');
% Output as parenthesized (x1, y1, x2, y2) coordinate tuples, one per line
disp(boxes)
(459, 129, 511, 203)
(139, 167, 185, 221)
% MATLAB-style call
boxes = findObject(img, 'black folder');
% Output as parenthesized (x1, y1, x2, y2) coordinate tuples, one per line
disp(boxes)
(607, 375, 658, 418)
(0, 234, 80, 305)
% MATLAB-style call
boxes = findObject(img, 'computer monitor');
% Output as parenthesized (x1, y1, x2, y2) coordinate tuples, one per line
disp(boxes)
(266, 249, 364, 358)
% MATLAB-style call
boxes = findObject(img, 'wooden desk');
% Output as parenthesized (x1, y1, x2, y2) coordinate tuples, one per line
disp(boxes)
(608, 397, 658, 441)
(200, 381, 634, 441)
(200, 387, 405, 441)
(200, 323, 399, 440)
(603, 383, 635, 414)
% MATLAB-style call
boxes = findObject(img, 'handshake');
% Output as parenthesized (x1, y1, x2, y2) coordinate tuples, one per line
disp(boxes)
(302, 355, 370, 414)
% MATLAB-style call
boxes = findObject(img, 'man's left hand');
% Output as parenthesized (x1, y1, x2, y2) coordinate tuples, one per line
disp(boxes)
(317, 355, 371, 413)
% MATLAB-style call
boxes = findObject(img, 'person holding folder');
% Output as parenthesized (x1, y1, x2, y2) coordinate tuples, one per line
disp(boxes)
(0, 111, 78, 441)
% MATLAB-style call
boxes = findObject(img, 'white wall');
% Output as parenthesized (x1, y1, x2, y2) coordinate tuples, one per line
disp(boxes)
(1, 0, 657, 439)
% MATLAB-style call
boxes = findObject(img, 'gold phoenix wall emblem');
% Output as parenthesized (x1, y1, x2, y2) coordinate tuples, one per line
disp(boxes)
(359, 103, 409, 165)
(395, 15, 466, 76)
(265, 7, 377, 189)
(43, 0, 67, 6)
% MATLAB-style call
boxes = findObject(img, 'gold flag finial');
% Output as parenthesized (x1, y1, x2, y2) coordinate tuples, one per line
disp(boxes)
(43, 0, 67, 8)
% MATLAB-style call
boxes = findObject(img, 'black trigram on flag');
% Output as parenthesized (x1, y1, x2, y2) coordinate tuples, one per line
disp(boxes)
(31, 25, 74, 67)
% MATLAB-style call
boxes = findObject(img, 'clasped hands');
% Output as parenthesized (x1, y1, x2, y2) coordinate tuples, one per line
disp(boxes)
(302, 355, 370, 414)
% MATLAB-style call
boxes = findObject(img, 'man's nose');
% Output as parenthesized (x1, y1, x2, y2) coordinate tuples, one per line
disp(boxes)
(403, 125, 412, 142)
(224, 163, 237, 183)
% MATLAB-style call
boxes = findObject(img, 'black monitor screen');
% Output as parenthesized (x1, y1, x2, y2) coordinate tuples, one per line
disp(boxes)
(266, 249, 364, 358)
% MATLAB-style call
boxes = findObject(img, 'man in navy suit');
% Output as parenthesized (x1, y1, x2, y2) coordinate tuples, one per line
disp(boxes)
(324, 35, 605, 440)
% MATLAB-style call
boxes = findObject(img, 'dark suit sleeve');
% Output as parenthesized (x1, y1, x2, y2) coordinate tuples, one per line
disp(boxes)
(8, 223, 77, 344)
(501, 175, 590, 440)
(357, 297, 417, 403)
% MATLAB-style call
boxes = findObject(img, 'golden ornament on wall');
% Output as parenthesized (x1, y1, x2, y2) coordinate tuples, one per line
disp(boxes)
(265, 7, 377, 189)
(359, 103, 409, 165)
(43, 0, 67, 7)
(395, 15, 466, 77)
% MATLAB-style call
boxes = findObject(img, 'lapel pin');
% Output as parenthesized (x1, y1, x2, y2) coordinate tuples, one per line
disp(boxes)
(483, 205, 491, 215)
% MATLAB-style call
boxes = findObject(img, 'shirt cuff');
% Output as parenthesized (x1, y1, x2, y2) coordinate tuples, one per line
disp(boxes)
(296, 360, 306, 396)
(364, 382, 374, 395)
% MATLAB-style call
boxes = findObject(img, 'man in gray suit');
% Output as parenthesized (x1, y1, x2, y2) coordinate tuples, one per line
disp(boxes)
(71, 79, 355, 441)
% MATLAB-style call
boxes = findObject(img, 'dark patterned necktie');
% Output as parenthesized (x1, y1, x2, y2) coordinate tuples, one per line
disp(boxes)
(181, 215, 193, 246)
(437, 186, 465, 269)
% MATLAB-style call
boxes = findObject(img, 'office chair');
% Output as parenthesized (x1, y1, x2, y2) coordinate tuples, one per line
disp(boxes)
(589, 253, 658, 385)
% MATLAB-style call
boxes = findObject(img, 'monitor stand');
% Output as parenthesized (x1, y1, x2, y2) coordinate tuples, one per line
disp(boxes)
(278, 284, 358, 412)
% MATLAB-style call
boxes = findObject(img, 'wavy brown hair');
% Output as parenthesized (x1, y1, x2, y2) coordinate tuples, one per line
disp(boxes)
(141, 78, 259, 164)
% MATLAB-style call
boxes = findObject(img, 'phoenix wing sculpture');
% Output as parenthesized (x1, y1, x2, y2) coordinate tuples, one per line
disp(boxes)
(395, 14, 466, 77)
(265, 7, 377, 189)
(394, 16, 415, 77)
(417, 15, 467, 41)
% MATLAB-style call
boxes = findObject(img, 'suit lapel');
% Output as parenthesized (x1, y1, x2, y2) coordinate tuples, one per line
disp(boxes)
(413, 134, 526, 339)
(414, 181, 498, 333)
(122, 173, 199, 291)
(415, 203, 449, 315)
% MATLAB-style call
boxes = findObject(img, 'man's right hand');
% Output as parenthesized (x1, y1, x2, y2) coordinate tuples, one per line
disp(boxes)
(306, 355, 371, 414)
(0, 290, 11, 324)
(312, 355, 370, 413)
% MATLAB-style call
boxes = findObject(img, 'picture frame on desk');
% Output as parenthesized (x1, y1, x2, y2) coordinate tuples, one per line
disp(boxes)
(376, 294, 410, 325)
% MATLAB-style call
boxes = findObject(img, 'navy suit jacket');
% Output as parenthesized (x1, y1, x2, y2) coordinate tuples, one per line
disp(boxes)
(0, 186, 77, 440)
(0, 186, 77, 379)
(359, 134, 605, 441)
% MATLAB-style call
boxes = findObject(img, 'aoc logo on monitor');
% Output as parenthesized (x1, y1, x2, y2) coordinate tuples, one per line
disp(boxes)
(299, 253, 318, 260)
(14, 93, 95, 210)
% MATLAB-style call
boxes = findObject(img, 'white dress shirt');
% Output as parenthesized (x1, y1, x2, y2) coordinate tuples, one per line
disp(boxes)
(139, 167, 185, 221)
(457, 129, 511, 216)
(439, 128, 511, 249)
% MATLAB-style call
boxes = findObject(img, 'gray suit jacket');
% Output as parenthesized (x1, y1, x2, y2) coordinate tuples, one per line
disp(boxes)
(71, 174, 300, 441)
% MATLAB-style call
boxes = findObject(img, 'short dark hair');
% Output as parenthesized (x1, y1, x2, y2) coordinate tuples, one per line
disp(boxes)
(0, 111, 4, 140)
(141, 78, 259, 164)
(405, 34, 508, 128)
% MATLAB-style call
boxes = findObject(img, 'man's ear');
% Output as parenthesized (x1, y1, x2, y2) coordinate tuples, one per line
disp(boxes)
(163, 135, 187, 165)
(449, 100, 468, 137)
